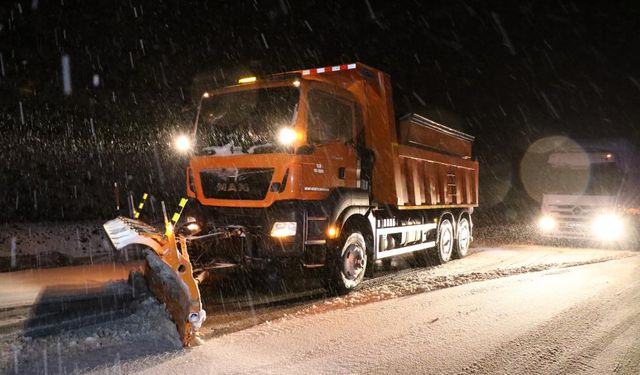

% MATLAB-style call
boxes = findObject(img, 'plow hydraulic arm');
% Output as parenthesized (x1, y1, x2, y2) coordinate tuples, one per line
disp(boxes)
(103, 216, 206, 347)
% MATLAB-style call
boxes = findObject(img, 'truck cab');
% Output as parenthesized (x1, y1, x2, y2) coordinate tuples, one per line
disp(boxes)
(537, 141, 638, 243)
(103, 63, 479, 344)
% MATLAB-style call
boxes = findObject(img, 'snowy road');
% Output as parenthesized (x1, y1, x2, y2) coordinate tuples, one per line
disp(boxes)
(131, 249, 640, 375)
(2, 244, 638, 374)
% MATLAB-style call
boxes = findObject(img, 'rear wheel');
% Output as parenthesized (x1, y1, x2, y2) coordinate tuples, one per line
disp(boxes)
(429, 218, 454, 265)
(329, 231, 367, 293)
(414, 216, 454, 266)
(453, 216, 471, 259)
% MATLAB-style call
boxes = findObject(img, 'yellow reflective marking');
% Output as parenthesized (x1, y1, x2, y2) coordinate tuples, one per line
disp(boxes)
(171, 212, 181, 223)
(179, 198, 188, 207)
(133, 193, 149, 219)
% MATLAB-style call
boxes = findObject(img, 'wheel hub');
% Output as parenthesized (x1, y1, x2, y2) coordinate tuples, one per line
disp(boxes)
(440, 223, 453, 259)
(459, 222, 470, 252)
(343, 245, 365, 280)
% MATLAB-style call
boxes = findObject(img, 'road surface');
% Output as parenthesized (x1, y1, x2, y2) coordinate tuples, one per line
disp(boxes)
(132, 249, 640, 375)
(1, 245, 638, 374)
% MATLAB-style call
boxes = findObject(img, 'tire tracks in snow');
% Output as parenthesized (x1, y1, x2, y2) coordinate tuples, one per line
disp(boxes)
(203, 253, 636, 341)
(295, 254, 636, 317)
(456, 275, 640, 375)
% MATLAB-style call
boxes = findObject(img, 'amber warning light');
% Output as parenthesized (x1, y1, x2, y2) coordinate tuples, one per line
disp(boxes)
(238, 76, 257, 84)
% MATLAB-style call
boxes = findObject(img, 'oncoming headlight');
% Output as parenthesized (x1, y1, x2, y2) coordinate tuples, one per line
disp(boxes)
(538, 215, 556, 232)
(270, 222, 297, 238)
(591, 214, 625, 241)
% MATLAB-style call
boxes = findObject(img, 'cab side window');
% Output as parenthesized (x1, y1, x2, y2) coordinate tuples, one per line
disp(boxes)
(307, 90, 355, 144)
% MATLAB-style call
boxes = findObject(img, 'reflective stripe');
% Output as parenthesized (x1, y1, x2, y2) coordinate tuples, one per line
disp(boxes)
(179, 198, 188, 208)
(168, 197, 189, 230)
(300, 63, 358, 76)
(134, 192, 148, 219)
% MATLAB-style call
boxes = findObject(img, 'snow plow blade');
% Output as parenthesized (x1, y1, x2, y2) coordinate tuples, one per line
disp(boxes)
(103, 216, 206, 347)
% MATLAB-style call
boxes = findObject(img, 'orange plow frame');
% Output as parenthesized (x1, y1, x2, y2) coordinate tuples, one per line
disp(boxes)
(103, 216, 206, 346)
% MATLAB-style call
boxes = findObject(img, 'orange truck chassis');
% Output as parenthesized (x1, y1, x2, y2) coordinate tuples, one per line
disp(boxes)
(103, 62, 479, 345)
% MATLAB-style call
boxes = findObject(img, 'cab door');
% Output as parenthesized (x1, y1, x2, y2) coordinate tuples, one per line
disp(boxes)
(300, 85, 362, 195)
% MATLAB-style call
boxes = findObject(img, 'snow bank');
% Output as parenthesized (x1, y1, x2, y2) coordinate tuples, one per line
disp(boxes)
(0, 221, 143, 271)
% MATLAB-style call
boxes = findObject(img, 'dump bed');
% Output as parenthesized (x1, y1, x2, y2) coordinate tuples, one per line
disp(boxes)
(383, 113, 479, 208)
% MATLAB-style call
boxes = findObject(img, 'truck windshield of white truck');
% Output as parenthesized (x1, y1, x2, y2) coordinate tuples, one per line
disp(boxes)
(544, 155, 624, 196)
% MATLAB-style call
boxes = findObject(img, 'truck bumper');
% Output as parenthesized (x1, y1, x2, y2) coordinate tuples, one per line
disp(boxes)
(541, 223, 592, 240)
(186, 201, 330, 269)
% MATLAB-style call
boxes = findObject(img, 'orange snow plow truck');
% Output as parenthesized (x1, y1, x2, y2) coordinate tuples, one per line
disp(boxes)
(103, 63, 479, 346)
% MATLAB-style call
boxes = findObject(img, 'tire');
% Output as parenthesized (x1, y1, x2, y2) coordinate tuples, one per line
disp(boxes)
(429, 217, 454, 265)
(329, 231, 368, 293)
(453, 216, 471, 259)
(413, 246, 430, 267)
(381, 258, 392, 271)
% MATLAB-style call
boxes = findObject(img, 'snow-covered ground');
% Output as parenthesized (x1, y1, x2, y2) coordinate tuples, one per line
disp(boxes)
(0, 244, 637, 374)
(135, 254, 640, 375)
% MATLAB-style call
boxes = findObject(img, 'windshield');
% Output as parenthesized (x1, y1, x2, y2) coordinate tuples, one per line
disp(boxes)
(543, 162, 624, 196)
(196, 86, 299, 155)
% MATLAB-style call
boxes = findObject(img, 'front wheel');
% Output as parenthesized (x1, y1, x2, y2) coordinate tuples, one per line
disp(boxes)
(329, 231, 368, 293)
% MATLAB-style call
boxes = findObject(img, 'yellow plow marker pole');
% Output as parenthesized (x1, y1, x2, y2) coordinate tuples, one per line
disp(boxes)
(133, 192, 149, 219)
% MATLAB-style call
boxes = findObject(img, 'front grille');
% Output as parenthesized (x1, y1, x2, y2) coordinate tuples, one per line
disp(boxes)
(200, 168, 274, 200)
(548, 204, 600, 222)
(546, 203, 606, 239)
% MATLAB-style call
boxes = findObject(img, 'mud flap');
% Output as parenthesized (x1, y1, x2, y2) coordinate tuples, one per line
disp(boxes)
(103, 216, 206, 347)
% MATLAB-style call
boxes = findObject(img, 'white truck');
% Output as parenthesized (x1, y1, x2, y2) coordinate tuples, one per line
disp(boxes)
(537, 139, 640, 244)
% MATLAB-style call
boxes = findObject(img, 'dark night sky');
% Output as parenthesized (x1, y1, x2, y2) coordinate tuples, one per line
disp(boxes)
(0, 0, 639, 221)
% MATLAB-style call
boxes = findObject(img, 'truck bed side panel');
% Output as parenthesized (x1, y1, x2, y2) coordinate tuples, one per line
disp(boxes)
(392, 144, 479, 208)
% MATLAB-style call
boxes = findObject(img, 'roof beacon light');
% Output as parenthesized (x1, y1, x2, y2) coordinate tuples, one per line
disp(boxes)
(238, 76, 257, 84)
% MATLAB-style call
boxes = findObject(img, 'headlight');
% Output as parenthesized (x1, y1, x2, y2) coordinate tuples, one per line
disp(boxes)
(591, 214, 625, 241)
(185, 222, 201, 234)
(278, 127, 297, 146)
(270, 222, 297, 238)
(175, 134, 192, 153)
(538, 215, 556, 232)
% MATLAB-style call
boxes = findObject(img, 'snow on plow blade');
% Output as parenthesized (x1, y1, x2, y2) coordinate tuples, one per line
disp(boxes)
(103, 216, 206, 346)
